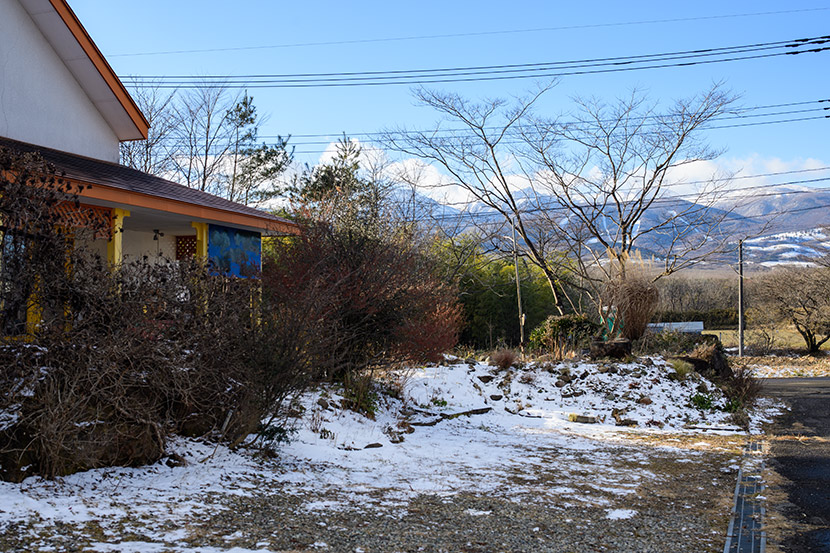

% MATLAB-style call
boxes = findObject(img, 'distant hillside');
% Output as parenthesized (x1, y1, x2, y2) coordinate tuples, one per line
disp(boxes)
(402, 183, 830, 266)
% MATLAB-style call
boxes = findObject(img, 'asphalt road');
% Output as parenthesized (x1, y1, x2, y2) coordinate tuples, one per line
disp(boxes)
(764, 377, 830, 552)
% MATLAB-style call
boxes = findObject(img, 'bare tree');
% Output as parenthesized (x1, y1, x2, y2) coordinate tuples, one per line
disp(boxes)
(171, 85, 238, 194)
(752, 267, 830, 353)
(384, 84, 739, 334)
(119, 84, 178, 176)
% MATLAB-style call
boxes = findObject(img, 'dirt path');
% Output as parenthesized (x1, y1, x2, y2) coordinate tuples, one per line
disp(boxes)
(763, 377, 830, 552)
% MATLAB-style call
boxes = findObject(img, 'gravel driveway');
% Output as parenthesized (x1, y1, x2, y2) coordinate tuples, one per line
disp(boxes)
(0, 435, 742, 553)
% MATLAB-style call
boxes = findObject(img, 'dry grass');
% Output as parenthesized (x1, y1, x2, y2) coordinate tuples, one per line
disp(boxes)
(705, 326, 830, 352)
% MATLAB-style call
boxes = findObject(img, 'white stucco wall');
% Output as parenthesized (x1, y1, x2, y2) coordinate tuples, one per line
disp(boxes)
(0, 0, 120, 162)
(123, 230, 176, 262)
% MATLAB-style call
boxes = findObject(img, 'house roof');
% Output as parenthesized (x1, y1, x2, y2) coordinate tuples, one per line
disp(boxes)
(19, 0, 149, 141)
(1, 136, 298, 234)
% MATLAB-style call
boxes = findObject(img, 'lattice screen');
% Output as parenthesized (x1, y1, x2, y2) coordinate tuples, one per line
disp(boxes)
(54, 202, 112, 239)
(176, 235, 197, 260)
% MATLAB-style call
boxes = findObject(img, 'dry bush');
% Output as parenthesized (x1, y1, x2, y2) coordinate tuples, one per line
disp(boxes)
(605, 271, 659, 341)
(490, 349, 518, 371)
(529, 314, 598, 359)
(724, 365, 763, 410)
(0, 254, 275, 481)
(264, 222, 463, 380)
(0, 146, 315, 480)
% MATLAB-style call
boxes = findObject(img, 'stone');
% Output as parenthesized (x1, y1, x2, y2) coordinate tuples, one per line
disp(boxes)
(555, 380, 567, 388)
(579, 370, 590, 380)
(697, 382, 709, 394)
(589, 338, 632, 360)
(317, 398, 330, 410)
(489, 394, 503, 401)
(568, 414, 598, 424)
(477, 375, 495, 384)
(364, 443, 383, 449)
(638, 396, 653, 405)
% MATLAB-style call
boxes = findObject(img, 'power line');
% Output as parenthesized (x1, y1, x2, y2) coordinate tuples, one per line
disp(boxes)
(239, 99, 830, 140)
(109, 7, 830, 58)
(130, 36, 809, 80)
(123, 35, 830, 89)
(145, 103, 830, 153)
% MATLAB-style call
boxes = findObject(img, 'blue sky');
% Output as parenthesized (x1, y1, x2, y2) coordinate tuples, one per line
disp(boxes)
(71, 1, 829, 172)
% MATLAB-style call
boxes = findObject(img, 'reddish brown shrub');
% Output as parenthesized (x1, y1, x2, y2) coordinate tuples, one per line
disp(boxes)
(263, 223, 463, 379)
(490, 349, 518, 371)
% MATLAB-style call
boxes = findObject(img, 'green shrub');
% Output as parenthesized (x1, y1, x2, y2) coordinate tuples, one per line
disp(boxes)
(529, 314, 599, 359)
(690, 393, 714, 410)
(634, 330, 719, 356)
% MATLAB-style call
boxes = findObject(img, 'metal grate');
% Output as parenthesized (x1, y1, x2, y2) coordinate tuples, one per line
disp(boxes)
(724, 442, 766, 553)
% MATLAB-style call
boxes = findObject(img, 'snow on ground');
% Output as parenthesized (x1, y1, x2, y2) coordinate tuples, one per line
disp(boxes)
(750, 364, 830, 378)
(0, 356, 781, 551)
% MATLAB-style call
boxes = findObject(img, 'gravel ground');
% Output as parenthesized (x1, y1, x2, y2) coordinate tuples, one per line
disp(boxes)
(0, 438, 741, 553)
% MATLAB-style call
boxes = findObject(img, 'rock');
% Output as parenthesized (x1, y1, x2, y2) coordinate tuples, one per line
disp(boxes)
(697, 382, 709, 394)
(489, 394, 503, 401)
(465, 358, 477, 365)
(568, 414, 598, 424)
(165, 453, 187, 468)
(562, 390, 585, 398)
(477, 375, 495, 384)
(638, 396, 653, 405)
(606, 365, 619, 374)
(597, 365, 609, 374)
(364, 443, 383, 449)
(589, 338, 632, 360)
(617, 418, 638, 427)
(640, 357, 654, 367)
(555, 380, 567, 388)
(579, 370, 590, 380)
(317, 398, 330, 410)
(559, 374, 573, 384)
(604, 393, 617, 401)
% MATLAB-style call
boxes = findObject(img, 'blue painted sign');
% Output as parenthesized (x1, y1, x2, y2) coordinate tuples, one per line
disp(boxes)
(207, 224, 261, 278)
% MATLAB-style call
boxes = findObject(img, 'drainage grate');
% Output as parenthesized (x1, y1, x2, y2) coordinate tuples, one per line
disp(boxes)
(724, 442, 766, 553)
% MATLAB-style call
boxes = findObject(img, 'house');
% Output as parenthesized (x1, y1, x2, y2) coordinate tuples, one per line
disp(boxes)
(0, 0, 297, 276)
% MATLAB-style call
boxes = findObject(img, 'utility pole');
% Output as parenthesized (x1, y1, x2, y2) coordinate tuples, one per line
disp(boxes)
(738, 239, 744, 357)
(512, 217, 525, 352)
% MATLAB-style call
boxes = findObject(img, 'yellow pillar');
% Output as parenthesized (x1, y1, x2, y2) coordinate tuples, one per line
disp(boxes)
(25, 279, 42, 335)
(107, 208, 131, 265)
(191, 222, 209, 259)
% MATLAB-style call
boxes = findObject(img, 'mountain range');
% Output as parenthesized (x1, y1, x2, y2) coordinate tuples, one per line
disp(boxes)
(405, 184, 830, 267)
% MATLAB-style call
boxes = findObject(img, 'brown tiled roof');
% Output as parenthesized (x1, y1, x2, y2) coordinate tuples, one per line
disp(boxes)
(0, 136, 296, 230)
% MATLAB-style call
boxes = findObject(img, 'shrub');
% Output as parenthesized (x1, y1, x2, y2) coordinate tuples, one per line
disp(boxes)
(634, 330, 719, 357)
(723, 365, 762, 410)
(490, 349, 518, 371)
(263, 222, 463, 380)
(529, 314, 599, 359)
(605, 273, 659, 340)
(668, 359, 694, 381)
(690, 393, 714, 410)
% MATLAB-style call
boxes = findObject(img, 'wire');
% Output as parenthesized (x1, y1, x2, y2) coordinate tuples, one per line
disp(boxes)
(144, 102, 830, 153)
(108, 7, 830, 58)
(123, 35, 830, 89)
